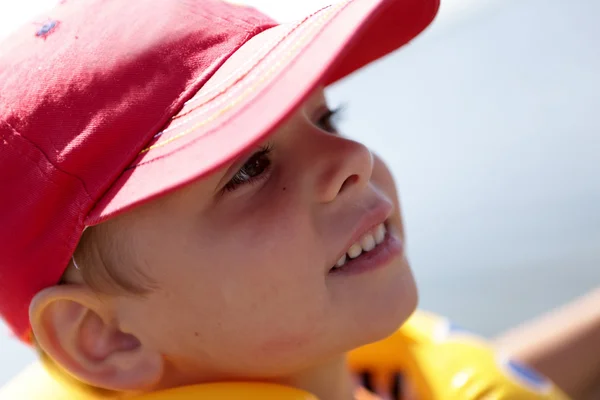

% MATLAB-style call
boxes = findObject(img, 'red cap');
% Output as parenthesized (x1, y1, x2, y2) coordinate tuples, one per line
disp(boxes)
(0, 0, 438, 342)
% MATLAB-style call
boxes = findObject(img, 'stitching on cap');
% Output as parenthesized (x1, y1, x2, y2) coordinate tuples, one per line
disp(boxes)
(154, 20, 309, 137)
(138, 2, 342, 155)
(0, 125, 88, 254)
(177, 4, 331, 109)
(0, 120, 93, 200)
(177, 25, 295, 112)
(135, 1, 347, 158)
(102, 25, 266, 203)
(169, 6, 330, 124)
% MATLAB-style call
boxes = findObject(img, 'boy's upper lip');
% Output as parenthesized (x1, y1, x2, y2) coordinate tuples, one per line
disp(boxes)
(326, 195, 394, 272)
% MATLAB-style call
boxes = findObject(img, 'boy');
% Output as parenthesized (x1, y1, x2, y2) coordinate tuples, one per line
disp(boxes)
(1, 0, 598, 399)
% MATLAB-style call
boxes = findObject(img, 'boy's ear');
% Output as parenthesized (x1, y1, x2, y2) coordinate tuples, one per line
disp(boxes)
(29, 285, 164, 391)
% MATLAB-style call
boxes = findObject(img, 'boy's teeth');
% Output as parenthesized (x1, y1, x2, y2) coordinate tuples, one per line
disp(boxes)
(360, 233, 376, 252)
(374, 223, 386, 244)
(347, 243, 363, 259)
(331, 223, 388, 270)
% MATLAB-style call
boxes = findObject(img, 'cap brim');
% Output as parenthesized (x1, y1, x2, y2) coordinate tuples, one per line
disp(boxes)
(86, 0, 439, 225)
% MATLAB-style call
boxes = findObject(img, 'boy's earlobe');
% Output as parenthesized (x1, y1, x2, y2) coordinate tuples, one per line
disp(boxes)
(29, 285, 164, 391)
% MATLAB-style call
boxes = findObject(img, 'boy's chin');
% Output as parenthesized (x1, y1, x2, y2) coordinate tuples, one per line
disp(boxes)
(341, 261, 418, 349)
(366, 282, 418, 346)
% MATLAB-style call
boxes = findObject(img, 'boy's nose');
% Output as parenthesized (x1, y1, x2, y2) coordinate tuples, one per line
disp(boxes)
(311, 136, 374, 204)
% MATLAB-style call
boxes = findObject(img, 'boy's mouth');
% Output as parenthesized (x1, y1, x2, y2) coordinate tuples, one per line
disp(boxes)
(329, 222, 387, 271)
(327, 196, 401, 275)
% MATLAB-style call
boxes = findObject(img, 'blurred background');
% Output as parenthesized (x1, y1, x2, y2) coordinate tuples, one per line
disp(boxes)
(1, 0, 599, 387)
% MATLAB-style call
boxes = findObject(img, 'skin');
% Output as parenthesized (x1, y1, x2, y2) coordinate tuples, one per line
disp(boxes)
(29, 88, 417, 400)
(495, 288, 600, 400)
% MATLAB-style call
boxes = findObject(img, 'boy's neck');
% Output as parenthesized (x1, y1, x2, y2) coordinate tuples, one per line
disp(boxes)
(274, 355, 356, 400)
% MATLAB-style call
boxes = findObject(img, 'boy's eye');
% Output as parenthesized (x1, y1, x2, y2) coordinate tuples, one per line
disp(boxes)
(317, 106, 343, 133)
(224, 145, 272, 192)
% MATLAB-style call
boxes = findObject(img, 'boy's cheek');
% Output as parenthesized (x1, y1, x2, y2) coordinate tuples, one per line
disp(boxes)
(372, 154, 404, 223)
(372, 154, 397, 192)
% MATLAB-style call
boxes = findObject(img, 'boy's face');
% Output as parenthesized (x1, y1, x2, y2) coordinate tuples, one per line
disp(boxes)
(91, 88, 417, 381)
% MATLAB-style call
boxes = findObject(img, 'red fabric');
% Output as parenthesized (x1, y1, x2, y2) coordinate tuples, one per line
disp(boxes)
(0, 0, 276, 342)
(0, 0, 438, 342)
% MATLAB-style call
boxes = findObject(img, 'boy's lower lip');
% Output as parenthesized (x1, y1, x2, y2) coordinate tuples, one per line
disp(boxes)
(327, 230, 403, 277)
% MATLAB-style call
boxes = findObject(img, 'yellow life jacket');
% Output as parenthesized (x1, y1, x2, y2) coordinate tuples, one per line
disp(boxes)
(0, 310, 570, 400)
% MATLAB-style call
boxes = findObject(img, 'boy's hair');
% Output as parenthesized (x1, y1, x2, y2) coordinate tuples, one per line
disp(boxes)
(72, 224, 157, 296)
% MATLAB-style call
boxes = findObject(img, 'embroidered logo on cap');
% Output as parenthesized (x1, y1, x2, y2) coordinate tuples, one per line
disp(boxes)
(36, 20, 59, 38)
